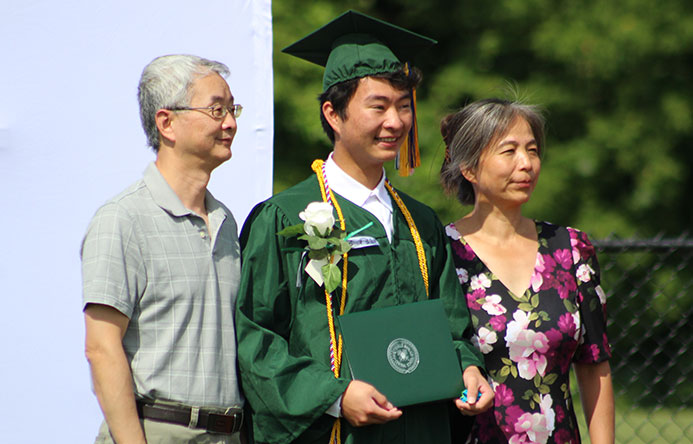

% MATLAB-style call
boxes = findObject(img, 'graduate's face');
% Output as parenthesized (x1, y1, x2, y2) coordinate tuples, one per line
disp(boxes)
(330, 77, 413, 170)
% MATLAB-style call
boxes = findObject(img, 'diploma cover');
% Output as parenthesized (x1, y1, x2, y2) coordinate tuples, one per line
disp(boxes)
(337, 299, 463, 406)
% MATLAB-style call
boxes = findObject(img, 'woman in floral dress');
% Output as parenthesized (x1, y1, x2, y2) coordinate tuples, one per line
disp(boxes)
(439, 99, 614, 444)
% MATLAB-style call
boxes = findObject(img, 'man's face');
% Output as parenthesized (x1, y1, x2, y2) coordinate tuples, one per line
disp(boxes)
(331, 76, 413, 172)
(172, 73, 237, 169)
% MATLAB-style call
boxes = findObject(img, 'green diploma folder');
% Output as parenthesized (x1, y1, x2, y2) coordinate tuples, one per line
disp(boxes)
(337, 299, 463, 407)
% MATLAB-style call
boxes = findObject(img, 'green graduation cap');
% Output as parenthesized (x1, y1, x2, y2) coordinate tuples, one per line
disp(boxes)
(282, 10, 437, 91)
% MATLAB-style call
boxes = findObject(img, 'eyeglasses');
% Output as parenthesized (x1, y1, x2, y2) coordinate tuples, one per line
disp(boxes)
(169, 103, 243, 119)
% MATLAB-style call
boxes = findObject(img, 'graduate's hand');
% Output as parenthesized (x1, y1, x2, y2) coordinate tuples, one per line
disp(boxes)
(341, 380, 403, 426)
(455, 366, 494, 415)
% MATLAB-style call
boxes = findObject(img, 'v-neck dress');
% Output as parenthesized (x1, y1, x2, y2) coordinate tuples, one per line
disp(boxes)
(446, 221, 611, 444)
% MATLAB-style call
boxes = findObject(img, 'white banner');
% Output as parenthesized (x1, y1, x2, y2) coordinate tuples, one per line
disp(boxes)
(0, 1, 273, 441)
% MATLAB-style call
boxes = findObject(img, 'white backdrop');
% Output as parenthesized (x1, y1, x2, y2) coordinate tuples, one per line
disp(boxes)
(0, 1, 273, 442)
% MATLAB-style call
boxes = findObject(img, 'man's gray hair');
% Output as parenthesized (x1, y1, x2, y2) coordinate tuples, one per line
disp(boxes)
(439, 98, 545, 205)
(138, 54, 230, 152)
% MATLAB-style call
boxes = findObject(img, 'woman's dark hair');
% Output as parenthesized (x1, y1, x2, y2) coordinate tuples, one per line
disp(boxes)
(440, 98, 545, 205)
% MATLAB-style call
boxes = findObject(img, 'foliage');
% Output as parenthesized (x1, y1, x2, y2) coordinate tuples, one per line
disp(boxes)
(270, 5, 693, 440)
(271, 2, 693, 423)
(272, 0, 693, 238)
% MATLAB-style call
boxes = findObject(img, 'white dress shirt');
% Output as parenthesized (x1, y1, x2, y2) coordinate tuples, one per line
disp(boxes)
(324, 153, 394, 242)
(323, 154, 394, 417)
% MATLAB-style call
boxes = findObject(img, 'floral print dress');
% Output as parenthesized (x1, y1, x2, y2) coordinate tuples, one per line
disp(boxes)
(446, 221, 611, 444)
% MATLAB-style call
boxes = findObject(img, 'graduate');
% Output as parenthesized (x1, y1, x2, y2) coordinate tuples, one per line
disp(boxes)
(235, 10, 493, 444)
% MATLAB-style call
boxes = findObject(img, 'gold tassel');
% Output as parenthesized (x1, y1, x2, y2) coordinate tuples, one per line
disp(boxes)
(398, 63, 421, 177)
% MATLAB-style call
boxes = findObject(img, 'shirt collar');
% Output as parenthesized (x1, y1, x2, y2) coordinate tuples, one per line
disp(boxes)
(142, 162, 222, 219)
(324, 153, 392, 211)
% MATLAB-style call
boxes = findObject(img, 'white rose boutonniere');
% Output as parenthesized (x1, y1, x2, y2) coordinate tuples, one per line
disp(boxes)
(299, 202, 336, 236)
(278, 202, 352, 293)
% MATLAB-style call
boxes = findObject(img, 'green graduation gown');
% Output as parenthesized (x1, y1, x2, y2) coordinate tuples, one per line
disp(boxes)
(236, 174, 484, 444)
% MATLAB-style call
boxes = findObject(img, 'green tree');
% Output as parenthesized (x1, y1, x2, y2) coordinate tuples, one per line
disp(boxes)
(272, 0, 693, 238)
(271, 2, 693, 418)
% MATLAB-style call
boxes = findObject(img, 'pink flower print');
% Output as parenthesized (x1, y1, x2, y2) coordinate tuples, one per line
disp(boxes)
(540, 274, 558, 292)
(571, 312, 581, 340)
(510, 412, 551, 444)
(517, 352, 548, 380)
(576, 263, 594, 283)
(576, 288, 584, 304)
(542, 254, 557, 274)
(473, 326, 498, 354)
(504, 406, 525, 437)
(451, 238, 476, 260)
(462, 243, 476, 260)
(482, 294, 507, 316)
(467, 288, 485, 310)
(495, 383, 515, 407)
(445, 223, 460, 240)
(557, 313, 577, 337)
(534, 252, 546, 273)
(456, 267, 469, 284)
(447, 225, 477, 260)
(539, 394, 556, 433)
(530, 269, 543, 292)
(554, 404, 565, 423)
(603, 333, 612, 357)
(555, 270, 576, 299)
(570, 232, 580, 264)
(545, 328, 563, 348)
(470, 273, 492, 290)
(595, 285, 607, 304)
(588, 344, 600, 361)
(477, 411, 500, 442)
(557, 341, 577, 373)
(546, 328, 577, 373)
(509, 330, 550, 379)
(505, 310, 532, 343)
(554, 429, 573, 444)
(490, 315, 508, 332)
(554, 249, 572, 270)
(569, 228, 595, 262)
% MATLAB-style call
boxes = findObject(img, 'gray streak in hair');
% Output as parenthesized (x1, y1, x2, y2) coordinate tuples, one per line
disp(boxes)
(138, 54, 230, 152)
(439, 98, 545, 205)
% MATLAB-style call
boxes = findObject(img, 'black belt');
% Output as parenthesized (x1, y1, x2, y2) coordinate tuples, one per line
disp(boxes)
(135, 399, 242, 434)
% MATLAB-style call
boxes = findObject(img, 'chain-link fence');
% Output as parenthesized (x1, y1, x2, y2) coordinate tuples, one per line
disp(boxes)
(579, 236, 693, 443)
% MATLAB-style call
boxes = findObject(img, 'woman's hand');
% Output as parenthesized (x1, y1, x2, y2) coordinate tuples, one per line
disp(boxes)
(454, 365, 494, 415)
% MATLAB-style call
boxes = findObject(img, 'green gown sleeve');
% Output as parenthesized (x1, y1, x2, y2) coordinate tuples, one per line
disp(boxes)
(235, 201, 350, 444)
(398, 193, 485, 373)
(428, 216, 486, 372)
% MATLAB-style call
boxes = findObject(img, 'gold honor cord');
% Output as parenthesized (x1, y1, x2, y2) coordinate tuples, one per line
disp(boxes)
(310, 159, 429, 444)
(384, 179, 430, 297)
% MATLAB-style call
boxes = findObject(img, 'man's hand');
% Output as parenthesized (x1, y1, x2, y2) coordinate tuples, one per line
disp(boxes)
(454, 366, 494, 415)
(341, 380, 402, 427)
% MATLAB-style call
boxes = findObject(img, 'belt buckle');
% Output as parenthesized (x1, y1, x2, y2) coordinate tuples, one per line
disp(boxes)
(206, 411, 240, 434)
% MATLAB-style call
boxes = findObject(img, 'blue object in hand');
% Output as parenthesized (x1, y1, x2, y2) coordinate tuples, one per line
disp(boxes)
(459, 389, 482, 403)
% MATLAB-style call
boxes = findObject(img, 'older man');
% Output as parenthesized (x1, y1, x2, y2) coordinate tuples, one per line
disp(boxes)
(82, 54, 244, 443)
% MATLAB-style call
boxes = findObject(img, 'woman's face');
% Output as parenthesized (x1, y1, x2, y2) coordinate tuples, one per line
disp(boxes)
(463, 116, 541, 208)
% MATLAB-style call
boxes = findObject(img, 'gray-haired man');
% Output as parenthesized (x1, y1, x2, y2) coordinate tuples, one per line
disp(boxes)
(82, 54, 244, 443)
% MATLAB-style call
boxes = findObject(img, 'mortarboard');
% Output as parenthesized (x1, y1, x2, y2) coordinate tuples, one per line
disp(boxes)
(282, 10, 436, 92)
(282, 10, 437, 176)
